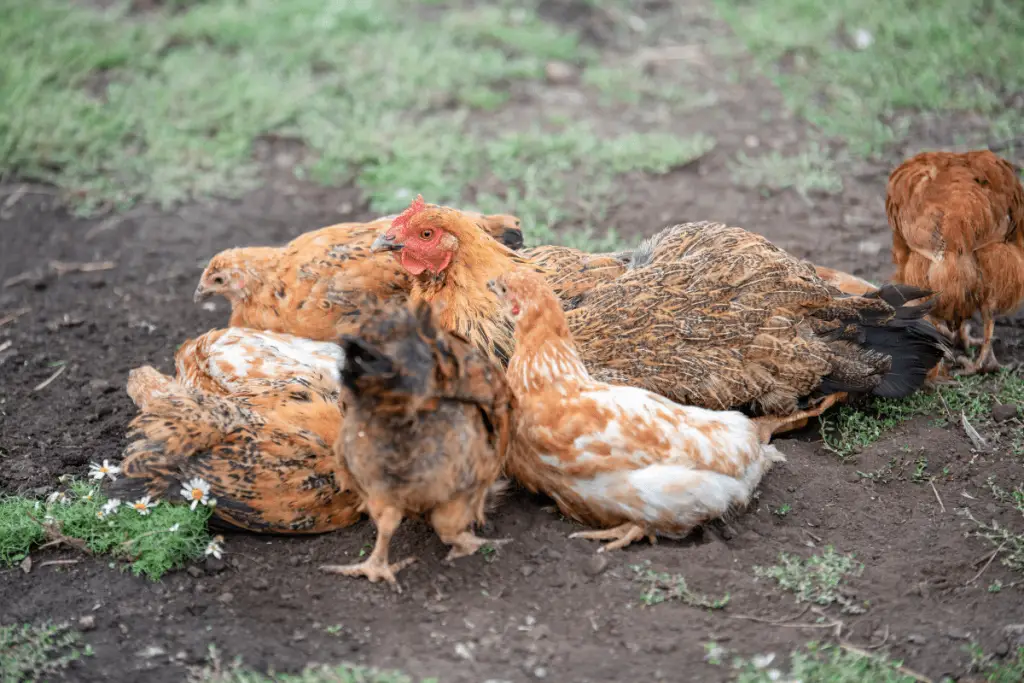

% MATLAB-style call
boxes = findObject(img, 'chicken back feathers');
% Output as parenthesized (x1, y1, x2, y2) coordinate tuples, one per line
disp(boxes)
(887, 150, 1024, 327)
(492, 270, 784, 549)
(112, 330, 359, 534)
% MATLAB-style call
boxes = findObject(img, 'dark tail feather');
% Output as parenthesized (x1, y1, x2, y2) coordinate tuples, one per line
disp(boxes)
(868, 318, 949, 398)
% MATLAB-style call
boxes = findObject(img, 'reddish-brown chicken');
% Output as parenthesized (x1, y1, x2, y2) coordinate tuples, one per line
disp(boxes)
(193, 207, 523, 341)
(491, 269, 785, 551)
(887, 149, 1024, 374)
(373, 196, 947, 432)
(320, 299, 513, 590)
(110, 329, 359, 533)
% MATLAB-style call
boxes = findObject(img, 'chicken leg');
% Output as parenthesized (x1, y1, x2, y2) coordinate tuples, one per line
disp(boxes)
(570, 522, 657, 552)
(430, 498, 511, 562)
(753, 392, 848, 440)
(956, 310, 1003, 375)
(320, 501, 416, 591)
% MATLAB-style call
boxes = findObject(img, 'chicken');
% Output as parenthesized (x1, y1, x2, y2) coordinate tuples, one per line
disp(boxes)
(490, 269, 785, 551)
(319, 299, 513, 590)
(886, 149, 1024, 374)
(523, 241, 879, 307)
(373, 196, 947, 433)
(110, 329, 360, 534)
(193, 206, 523, 341)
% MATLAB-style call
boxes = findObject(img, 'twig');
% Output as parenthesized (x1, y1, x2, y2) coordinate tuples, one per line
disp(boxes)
(33, 365, 66, 391)
(729, 605, 812, 624)
(0, 307, 29, 327)
(966, 542, 1006, 585)
(838, 643, 933, 683)
(50, 260, 117, 276)
(25, 512, 92, 554)
(866, 624, 890, 650)
(0, 341, 11, 353)
(935, 391, 955, 423)
(930, 479, 946, 513)
(37, 559, 80, 568)
(2, 185, 28, 209)
(961, 411, 988, 451)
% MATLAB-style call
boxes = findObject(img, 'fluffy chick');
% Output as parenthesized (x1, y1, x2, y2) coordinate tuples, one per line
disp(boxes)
(490, 270, 785, 552)
(320, 299, 514, 590)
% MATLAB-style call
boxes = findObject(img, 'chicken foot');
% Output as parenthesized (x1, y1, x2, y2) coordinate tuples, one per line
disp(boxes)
(570, 522, 657, 553)
(956, 312, 1003, 375)
(753, 392, 848, 440)
(320, 504, 416, 591)
(431, 498, 511, 563)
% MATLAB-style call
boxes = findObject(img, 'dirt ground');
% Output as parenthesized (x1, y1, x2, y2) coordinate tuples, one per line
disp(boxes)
(3, 3, 1024, 682)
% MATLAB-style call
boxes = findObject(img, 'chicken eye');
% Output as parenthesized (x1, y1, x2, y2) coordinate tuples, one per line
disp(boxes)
(212, 276, 225, 285)
(420, 229, 433, 240)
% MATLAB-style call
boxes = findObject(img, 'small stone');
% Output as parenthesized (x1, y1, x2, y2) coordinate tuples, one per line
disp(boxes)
(174, 651, 188, 662)
(544, 61, 577, 85)
(520, 564, 536, 578)
(857, 240, 883, 255)
(533, 667, 547, 679)
(204, 557, 226, 574)
(907, 633, 928, 645)
(744, 135, 760, 148)
(88, 379, 111, 392)
(945, 628, 970, 640)
(78, 615, 96, 631)
(186, 566, 203, 579)
(217, 592, 234, 605)
(252, 577, 270, 591)
(991, 403, 1020, 423)
(137, 645, 166, 659)
(583, 554, 609, 577)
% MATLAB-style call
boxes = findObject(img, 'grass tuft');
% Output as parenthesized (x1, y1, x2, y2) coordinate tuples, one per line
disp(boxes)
(710, 641, 922, 683)
(716, 0, 1024, 155)
(754, 546, 865, 613)
(0, 622, 92, 682)
(189, 646, 436, 683)
(961, 477, 1024, 576)
(0, 479, 212, 580)
(631, 561, 731, 609)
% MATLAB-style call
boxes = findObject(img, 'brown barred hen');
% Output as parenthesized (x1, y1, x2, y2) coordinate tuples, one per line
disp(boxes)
(110, 329, 360, 534)
(320, 299, 513, 590)
(887, 149, 1024, 374)
(193, 207, 523, 341)
(376, 197, 947, 434)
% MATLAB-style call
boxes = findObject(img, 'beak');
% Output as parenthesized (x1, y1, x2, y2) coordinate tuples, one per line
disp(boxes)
(371, 233, 404, 253)
(193, 284, 210, 303)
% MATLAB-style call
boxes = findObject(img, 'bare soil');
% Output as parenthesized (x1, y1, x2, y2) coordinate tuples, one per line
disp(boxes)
(3, 3, 1024, 682)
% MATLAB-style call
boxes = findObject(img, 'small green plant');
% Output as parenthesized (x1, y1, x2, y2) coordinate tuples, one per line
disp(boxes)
(856, 456, 901, 483)
(988, 579, 1003, 593)
(729, 144, 843, 200)
(711, 641, 923, 683)
(0, 622, 92, 682)
(754, 546, 865, 613)
(911, 457, 928, 483)
(962, 477, 1024, 575)
(0, 478, 212, 580)
(773, 503, 792, 517)
(966, 643, 1024, 683)
(631, 562, 730, 609)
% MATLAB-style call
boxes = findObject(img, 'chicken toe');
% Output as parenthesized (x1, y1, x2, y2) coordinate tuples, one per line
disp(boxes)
(570, 522, 650, 552)
(320, 556, 417, 591)
(442, 533, 512, 562)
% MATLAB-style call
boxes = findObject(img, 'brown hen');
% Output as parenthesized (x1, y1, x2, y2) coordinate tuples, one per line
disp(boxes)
(110, 329, 359, 534)
(887, 149, 1024, 374)
(375, 197, 948, 432)
(320, 299, 513, 590)
(193, 206, 523, 341)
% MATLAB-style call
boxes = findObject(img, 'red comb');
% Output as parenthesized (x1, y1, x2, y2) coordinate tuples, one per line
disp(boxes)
(390, 194, 427, 234)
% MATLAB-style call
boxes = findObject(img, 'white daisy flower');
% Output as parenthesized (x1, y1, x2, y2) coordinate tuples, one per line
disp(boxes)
(46, 491, 70, 505)
(180, 478, 215, 510)
(204, 535, 225, 560)
(168, 523, 181, 532)
(97, 498, 121, 519)
(88, 460, 121, 481)
(130, 496, 158, 516)
(82, 489, 96, 503)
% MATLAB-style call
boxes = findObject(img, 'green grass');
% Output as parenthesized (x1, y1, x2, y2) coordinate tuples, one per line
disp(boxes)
(0, 479, 212, 580)
(968, 644, 1024, 683)
(715, 0, 1024, 155)
(962, 477, 1024, 576)
(631, 561, 731, 609)
(820, 370, 1024, 459)
(709, 641, 923, 683)
(729, 144, 843, 200)
(754, 546, 865, 613)
(0, 622, 92, 682)
(0, 0, 712, 248)
(190, 647, 436, 683)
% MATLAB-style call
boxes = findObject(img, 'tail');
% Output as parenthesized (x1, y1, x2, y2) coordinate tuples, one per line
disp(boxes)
(109, 386, 256, 504)
(815, 284, 950, 399)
